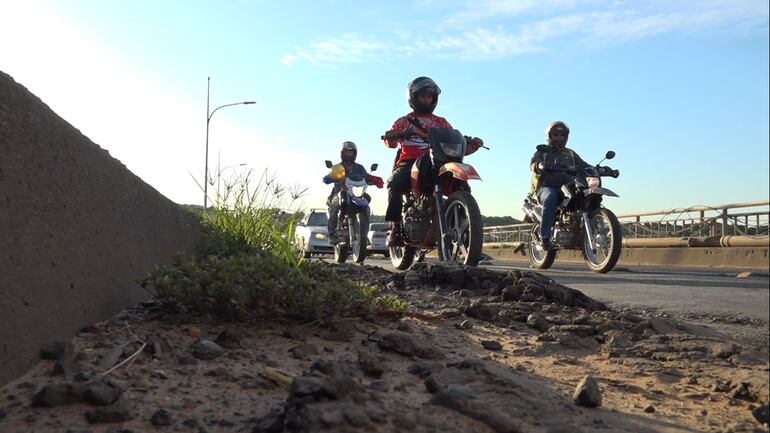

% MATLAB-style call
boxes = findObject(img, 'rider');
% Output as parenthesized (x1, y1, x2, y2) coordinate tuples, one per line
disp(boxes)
(529, 121, 589, 251)
(382, 76, 483, 246)
(323, 141, 383, 244)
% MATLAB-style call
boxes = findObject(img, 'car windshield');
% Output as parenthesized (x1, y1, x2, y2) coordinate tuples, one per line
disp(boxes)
(369, 223, 388, 232)
(307, 213, 328, 226)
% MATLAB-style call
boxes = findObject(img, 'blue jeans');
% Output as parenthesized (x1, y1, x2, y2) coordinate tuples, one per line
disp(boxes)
(536, 186, 563, 241)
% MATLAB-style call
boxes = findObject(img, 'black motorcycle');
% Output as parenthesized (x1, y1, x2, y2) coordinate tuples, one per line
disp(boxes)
(521, 148, 621, 273)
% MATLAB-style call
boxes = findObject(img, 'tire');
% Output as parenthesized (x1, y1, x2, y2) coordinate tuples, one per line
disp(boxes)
(529, 224, 556, 269)
(440, 191, 483, 266)
(389, 245, 415, 270)
(582, 208, 622, 273)
(334, 243, 348, 263)
(351, 212, 368, 264)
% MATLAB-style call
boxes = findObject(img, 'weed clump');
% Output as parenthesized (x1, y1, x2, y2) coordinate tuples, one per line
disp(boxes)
(141, 169, 404, 321)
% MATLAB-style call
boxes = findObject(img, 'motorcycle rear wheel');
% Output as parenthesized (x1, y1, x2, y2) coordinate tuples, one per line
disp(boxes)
(439, 191, 483, 266)
(582, 208, 622, 273)
(529, 224, 556, 269)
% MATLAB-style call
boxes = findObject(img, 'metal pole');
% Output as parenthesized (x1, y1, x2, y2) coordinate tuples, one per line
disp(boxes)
(204, 77, 211, 209)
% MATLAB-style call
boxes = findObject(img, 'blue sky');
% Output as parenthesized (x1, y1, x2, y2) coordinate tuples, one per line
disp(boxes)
(2, 0, 768, 218)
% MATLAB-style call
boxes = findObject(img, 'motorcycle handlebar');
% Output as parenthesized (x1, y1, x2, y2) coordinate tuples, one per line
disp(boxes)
(596, 166, 620, 178)
(381, 128, 414, 141)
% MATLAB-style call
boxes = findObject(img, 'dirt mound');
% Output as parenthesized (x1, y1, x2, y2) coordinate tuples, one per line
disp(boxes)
(0, 263, 767, 432)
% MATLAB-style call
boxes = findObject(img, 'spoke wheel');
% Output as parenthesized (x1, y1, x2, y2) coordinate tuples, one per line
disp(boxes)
(582, 208, 622, 273)
(440, 191, 483, 266)
(529, 224, 556, 269)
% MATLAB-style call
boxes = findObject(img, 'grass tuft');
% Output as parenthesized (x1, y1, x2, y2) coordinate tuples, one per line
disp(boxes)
(141, 169, 405, 321)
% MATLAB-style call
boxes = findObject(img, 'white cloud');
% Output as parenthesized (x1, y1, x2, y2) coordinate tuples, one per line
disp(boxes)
(280, 0, 768, 65)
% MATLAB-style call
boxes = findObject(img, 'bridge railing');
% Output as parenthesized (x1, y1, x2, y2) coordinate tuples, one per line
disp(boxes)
(483, 200, 769, 246)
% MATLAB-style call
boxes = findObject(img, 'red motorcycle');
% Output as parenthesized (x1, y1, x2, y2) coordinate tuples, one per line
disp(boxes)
(382, 128, 486, 270)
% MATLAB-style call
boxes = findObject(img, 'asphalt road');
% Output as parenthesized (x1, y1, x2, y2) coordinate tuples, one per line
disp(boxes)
(360, 255, 770, 322)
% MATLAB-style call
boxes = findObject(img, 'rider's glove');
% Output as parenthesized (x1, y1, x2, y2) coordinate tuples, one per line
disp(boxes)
(367, 175, 384, 189)
(537, 162, 554, 173)
(464, 136, 484, 154)
(322, 175, 335, 184)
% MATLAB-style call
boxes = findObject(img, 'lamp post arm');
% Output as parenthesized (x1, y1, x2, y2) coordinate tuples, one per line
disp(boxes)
(208, 101, 256, 121)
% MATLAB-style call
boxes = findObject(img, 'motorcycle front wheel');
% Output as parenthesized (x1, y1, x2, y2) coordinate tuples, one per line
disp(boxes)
(440, 191, 483, 266)
(582, 208, 622, 273)
(529, 224, 556, 269)
(389, 244, 415, 270)
(350, 211, 368, 264)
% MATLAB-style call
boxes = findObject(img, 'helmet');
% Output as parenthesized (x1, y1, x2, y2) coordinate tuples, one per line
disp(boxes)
(340, 140, 357, 163)
(407, 76, 441, 114)
(545, 121, 570, 148)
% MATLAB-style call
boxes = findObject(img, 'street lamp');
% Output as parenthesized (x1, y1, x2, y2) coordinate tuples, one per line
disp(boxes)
(204, 76, 255, 208)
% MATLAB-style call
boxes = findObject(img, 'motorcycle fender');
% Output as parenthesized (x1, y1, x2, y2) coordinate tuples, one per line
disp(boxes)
(350, 197, 369, 208)
(584, 187, 618, 197)
(438, 162, 481, 182)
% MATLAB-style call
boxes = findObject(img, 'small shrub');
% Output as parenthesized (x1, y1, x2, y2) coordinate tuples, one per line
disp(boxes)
(142, 168, 405, 322)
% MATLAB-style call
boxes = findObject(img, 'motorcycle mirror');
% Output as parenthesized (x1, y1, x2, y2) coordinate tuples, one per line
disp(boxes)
(325, 160, 333, 168)
(605, 151, 616, 160)
(370, 163, 378, 172)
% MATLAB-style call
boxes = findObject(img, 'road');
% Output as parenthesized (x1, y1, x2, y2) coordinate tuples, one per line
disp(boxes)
(361, 255, 770, 322)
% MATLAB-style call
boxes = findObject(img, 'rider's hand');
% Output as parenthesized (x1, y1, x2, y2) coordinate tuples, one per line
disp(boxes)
(464, 136, 484, 154)
(367, 175, 384, 189)
(322, 175, 335, 184)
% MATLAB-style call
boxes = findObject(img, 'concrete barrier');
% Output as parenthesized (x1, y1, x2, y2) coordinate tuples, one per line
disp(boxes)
(485, 245, 769, 271)
(0, 72, 201, 385)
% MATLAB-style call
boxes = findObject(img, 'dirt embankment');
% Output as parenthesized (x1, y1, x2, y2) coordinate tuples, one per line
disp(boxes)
(0, 263, 767, 433)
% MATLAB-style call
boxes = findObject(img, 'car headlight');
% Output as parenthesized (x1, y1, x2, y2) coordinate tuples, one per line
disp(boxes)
(586, 177, 600, 188)
(312, 232, 327, 240)
(351, 185, 365, 197)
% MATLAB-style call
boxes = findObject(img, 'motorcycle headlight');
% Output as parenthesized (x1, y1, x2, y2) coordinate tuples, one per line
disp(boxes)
(586, 177, 600, 188)
(440, 141, 464, 157)
(351, 185, 365, 197)
(312, 232, 327, 240)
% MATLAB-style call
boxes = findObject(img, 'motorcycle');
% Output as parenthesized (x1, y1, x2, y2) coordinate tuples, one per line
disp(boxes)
(381, 127, 486, 270)
(325, 161, 382, 264)
(521, 147, 621, 273)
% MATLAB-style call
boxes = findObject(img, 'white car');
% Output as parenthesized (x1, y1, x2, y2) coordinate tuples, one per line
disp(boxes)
(294, 209, 332, 258)
(367, 222, 389, 257)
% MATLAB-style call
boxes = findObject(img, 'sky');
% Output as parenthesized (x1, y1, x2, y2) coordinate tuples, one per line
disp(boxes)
(2, 0, 768, 219)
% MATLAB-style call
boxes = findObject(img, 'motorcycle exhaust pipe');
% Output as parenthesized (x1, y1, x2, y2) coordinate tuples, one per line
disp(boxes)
(522, 200, 542, 223)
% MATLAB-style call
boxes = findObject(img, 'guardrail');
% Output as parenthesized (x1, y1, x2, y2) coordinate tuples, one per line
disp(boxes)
(484, 200, 769, 247)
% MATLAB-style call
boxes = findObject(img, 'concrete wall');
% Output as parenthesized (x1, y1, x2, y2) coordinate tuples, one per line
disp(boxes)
(485, 246, 770, 271)
(0, 72, 201, 385)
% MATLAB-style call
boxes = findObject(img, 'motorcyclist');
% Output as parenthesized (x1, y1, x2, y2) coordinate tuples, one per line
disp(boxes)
(529, 121, 590, 251)
(382, 76, 483, 246)
(323, 141, 383, 244)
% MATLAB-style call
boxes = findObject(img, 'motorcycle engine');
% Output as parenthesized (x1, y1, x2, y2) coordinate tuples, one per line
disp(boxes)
(554, 213, 579, 247)
(403, 197, 433, 243)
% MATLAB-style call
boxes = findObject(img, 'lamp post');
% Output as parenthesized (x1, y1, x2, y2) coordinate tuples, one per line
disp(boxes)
(204, 76, 255, 208)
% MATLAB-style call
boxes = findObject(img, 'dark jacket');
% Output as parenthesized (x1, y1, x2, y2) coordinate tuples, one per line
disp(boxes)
(326, 161, 368, 198)
(530, 145, 589, 190)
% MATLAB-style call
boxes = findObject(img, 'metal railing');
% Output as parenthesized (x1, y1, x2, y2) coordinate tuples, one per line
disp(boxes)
(484, 200, 769, 246)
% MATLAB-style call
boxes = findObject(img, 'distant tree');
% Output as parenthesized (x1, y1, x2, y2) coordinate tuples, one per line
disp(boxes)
(482, 215, 520, 227)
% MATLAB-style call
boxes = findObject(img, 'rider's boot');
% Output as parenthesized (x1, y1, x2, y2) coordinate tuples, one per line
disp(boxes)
(386, 223, 403, 247)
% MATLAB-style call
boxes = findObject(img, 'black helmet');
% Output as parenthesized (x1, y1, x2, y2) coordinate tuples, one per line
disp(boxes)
(407, 76, 441, 114)
(545, 121, 570, 148)
(340, 141, 357, 163)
